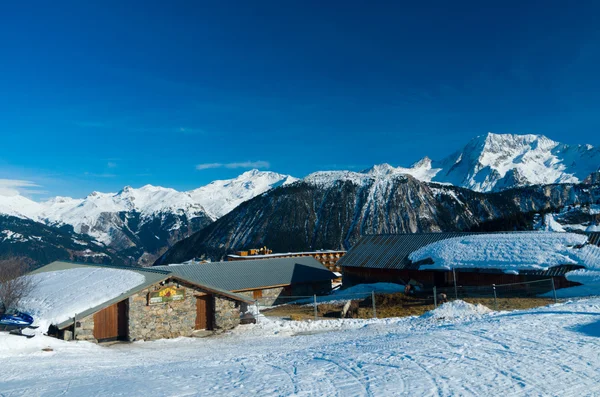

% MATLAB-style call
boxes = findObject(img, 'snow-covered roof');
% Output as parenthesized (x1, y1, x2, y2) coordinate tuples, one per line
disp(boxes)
(20, 267, 148, 332)
(409, 232, 588, 273)
(26, 261, 254, 330)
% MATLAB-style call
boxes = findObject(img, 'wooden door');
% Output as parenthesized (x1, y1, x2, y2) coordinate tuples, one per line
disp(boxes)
(94, 303, 119, 341)
(93, 300, 128, 342)
(195, 295, 213, 330)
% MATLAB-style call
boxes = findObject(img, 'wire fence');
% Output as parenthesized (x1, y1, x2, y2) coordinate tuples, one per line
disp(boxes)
(253, 279, 560, 321)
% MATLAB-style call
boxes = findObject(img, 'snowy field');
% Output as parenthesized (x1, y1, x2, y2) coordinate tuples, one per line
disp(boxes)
(2, 299, 600, 396)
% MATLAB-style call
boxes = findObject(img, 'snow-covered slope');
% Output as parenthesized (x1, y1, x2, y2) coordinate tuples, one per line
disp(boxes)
(0, 194, 42, 219)
(189, 169, 297, 219)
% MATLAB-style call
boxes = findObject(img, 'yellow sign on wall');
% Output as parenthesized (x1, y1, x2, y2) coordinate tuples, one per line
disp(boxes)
(148, 286, 185, 305)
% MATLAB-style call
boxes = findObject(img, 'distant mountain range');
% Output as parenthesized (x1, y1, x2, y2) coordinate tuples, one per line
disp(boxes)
(1, 133, 599, 267)
(357, 133, 600, 192)
(0, 170, 294, 266)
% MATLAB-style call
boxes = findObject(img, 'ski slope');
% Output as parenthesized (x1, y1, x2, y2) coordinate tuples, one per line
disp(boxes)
(2, 298, 600, 396)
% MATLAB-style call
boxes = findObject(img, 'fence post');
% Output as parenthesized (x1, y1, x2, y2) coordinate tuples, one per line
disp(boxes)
(314, 295, 318, 321)
(492, 284, 498, 311)
(452, 267, 458, 300)
(254, 300, 259, 324)
(433, 286, 437, 308)
(372, 291, 377, 318)
(551, 278, 558, 304)
(73, 313, 77, 341)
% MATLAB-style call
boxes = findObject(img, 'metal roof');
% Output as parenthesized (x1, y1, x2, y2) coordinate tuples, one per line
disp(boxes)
(588, 232, 600, 246)
(31, 261, 254, 329)
(338, 232, 485, 270)
(155, 256, 336, 292)
(338, 231, 594, 272)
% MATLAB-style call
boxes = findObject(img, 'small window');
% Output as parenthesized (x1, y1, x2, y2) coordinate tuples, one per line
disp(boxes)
(253, 290, 263, 299)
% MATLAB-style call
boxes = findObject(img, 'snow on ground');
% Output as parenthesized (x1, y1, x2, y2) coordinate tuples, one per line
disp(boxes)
(409, 232, 588, 273)
(17, 268, 145, 332)
(2, 298, 600, 396)
(421, 300, 492, 320)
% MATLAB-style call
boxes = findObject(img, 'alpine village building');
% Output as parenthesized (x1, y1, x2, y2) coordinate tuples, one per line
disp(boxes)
(32, 256, 336, 343)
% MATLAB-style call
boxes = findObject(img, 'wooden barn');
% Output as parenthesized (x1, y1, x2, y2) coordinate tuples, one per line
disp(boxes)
(339, 232, 593, 291)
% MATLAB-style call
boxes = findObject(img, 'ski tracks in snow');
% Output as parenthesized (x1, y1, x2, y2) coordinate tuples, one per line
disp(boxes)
(2, 300, 600, 396)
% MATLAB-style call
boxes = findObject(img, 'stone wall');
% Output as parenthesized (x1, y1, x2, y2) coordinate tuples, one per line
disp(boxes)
(128, 282, 197, 341)
(214, 297, 241, 330)
(74, 314, 96, 342)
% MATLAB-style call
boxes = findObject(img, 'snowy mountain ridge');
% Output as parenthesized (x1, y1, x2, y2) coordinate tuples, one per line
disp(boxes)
(0, 170, 293, 264)
(189, 169, 297, 219)
(304, 133, 599, 192)
(301, 133, 599, 192)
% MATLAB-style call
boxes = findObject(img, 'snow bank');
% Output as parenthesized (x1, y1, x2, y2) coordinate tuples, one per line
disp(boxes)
(0, 332, 99, 356)
(422, 300, 492, 320)
(409, 232, 588, 273)
(238, 313, 408, 337)
(18, 268, 146, 332)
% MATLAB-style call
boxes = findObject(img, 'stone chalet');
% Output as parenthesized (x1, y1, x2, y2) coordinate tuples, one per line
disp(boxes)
(32, 256, 336, 343)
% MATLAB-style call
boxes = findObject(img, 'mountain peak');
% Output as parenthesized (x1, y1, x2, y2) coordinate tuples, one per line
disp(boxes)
(411, 156, 432, 169)
(363, 163, 396, 176)
(119, 186, 134, 194)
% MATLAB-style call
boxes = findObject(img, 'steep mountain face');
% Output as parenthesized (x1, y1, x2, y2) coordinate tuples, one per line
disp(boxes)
(371, 133, 600, 192)
(155, 172, 600, 265)
(0, 170, 293, 265)
(0, 215, 126, 268)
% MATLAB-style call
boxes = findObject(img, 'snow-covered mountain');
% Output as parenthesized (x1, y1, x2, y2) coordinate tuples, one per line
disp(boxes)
(157, 173, 600, 265)
(37, 185, 209, 244)
(0, 170, 294, 265)
(351, 133, 600, 192)
(189, 170, 298, 219)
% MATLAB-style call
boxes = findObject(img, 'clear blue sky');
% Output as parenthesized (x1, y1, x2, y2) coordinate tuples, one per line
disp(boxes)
(1, 1, 599, 198)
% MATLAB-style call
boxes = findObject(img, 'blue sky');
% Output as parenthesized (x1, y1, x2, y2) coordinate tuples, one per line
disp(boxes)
(1, 1, 599, 198)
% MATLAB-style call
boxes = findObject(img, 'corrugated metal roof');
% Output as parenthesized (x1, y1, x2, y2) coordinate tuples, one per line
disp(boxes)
(338, 231, 594, 271)
(588, 232, 600, 246)
(154, 256, 336, 292)
(32, 261, 254, 329)
(338, 232, 485, 270)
